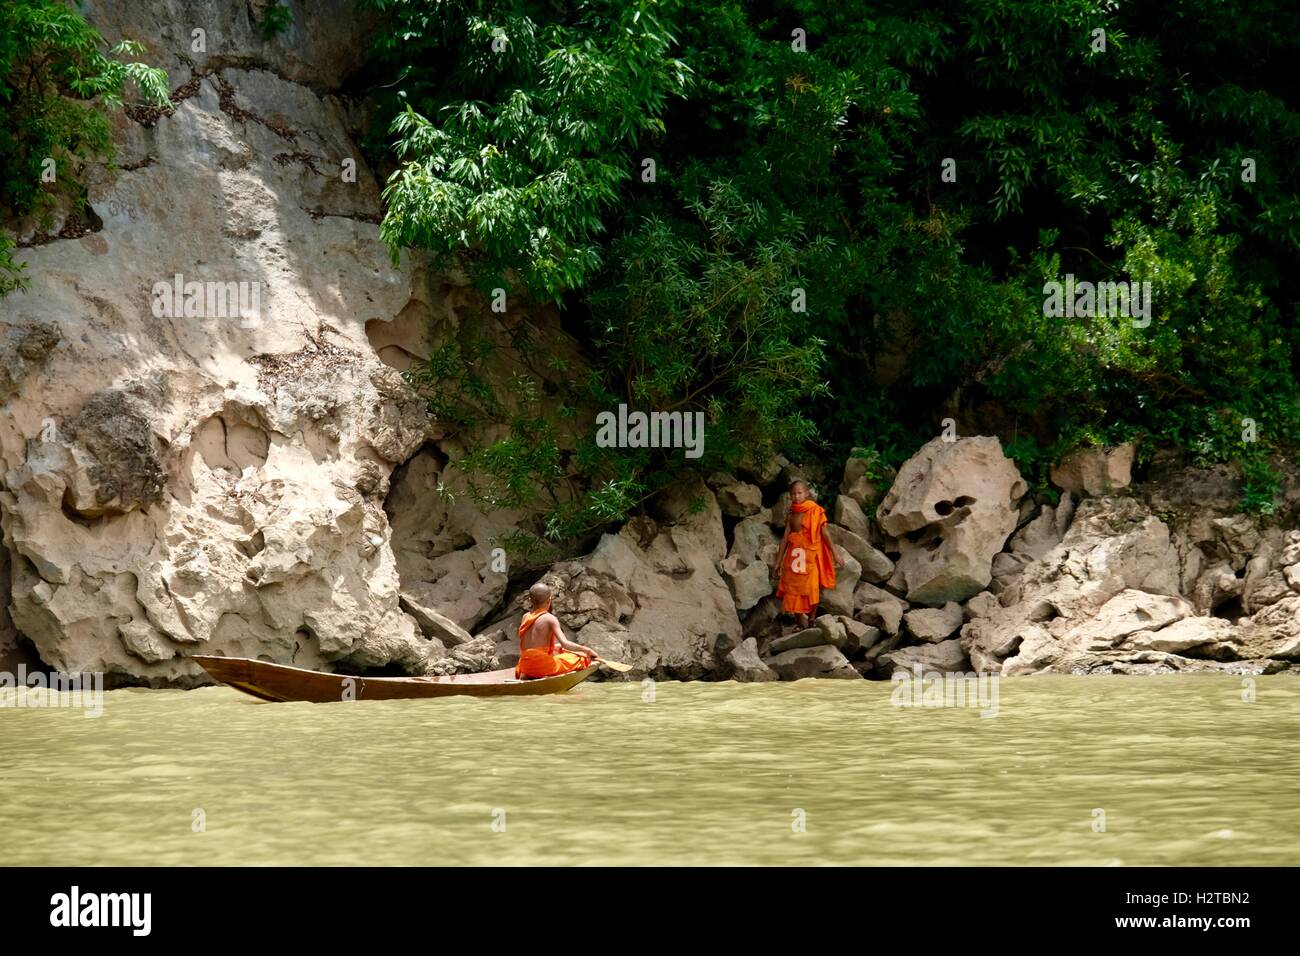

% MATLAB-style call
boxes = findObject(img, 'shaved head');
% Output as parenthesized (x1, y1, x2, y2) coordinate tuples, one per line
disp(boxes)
(529, 582, 552, 609)
(788, 479, 808, 493)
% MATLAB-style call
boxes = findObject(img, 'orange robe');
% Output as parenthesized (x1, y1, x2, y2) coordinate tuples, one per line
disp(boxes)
(515, 606, 592, 679)
(776, 500, 837, 615)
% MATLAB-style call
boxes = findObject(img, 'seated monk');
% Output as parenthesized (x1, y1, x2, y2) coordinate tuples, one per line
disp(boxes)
(516, 582, 598, 680)
(772, 479, 844, 630)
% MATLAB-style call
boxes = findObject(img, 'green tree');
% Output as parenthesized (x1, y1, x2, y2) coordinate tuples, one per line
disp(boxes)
(362, 0, 1299, 534)
(1, 0, 169, 294)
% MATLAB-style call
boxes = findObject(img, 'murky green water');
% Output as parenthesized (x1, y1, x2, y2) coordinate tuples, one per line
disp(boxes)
(1, 675, 1297, 865)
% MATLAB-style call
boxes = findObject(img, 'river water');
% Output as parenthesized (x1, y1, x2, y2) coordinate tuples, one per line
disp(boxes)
(2, 674, 1296, 866)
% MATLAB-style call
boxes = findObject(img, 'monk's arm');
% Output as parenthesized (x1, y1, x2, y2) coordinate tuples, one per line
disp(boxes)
(822, 525, 844, 567)
(553, 621, 596, 658)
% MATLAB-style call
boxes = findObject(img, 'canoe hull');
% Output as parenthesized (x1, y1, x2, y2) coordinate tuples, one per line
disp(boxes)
(192, 655, 598, 703)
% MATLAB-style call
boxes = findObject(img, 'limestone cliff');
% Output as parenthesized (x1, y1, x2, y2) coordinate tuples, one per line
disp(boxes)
(1, 1, 513, 684)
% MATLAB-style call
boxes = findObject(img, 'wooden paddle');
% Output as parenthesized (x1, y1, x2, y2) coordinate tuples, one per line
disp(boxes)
(596, 657, 634, 673)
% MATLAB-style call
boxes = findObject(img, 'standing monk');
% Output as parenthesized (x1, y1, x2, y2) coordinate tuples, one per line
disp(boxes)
(516, 582, 598, 679)
(772, 480, 844, 629)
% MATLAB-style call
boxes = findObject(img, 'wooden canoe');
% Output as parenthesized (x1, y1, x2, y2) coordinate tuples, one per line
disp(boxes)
(192, 655, 598, 703)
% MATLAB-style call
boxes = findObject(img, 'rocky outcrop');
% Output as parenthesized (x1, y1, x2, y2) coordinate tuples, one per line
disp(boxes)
(0, 3, 579, 685)
(840, 450, 891, 508)
(384, 449, 512, 632)
(424, 634, 499, 676)
(961, 492, 1300, 676)
(725, 440, 1298, 681)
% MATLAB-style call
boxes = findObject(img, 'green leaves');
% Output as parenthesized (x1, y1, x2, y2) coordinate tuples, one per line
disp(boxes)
(0, 0, 169, 289)
(369, 0, 688, 299)
(368, 0, 1299, 532)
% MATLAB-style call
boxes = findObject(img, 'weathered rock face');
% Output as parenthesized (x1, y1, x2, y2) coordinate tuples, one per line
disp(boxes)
(720, 509, 779, 611)
(1050, 443, 1135, 496)
(1, 323, 61, 404)
(903, 602, 963, 643)
(486, 476, 742, 680)
(384, 449, 512, 631)
(961, 491, 1300, 676)
(989, 493, 1075, 592)
(876, 437, 1027, 606)
(0, 3, 552, 684)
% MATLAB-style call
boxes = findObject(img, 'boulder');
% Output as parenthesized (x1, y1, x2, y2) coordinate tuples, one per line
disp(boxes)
(840, 450, 890, 507)
(720, 555, 773, 611)
(962, 496, 1213, 674)
(840, 618, 884, 656)
(1190, 561, 1244, 615)
(741, 596, 782, 639)
(1120, 617, 1237, 655)
(767, 644, 860, 680)
(963, 591, 1000, 622)
(727, 638, 778, 682)
(819, 553, 861, 616)
(729, 510, 780, 566)
(1235, 596, 1300, 660)
(876, 436, 1027, 605)
(424, 634, 499, 675)
(708, 474, 763, 517)
(825, 524, 893, 582)
(770, 492, 791, 529)
(737, 452, 787, 487)
(854, 582, 908, 636)
(1055, 590, 1194, 652)
(861, 632, 905, 668)
(814, 614, 851, 649)
(878, 639, 969, 675)
(768, 627, 832, 655)
(991, 494, 1076, 591)
(399, 594, 474, 647)
(719, 508, 780, 611)
(1049, 443, 1136, 496)
(904, 602, 964, 643)
(833, 494, 872, 539)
